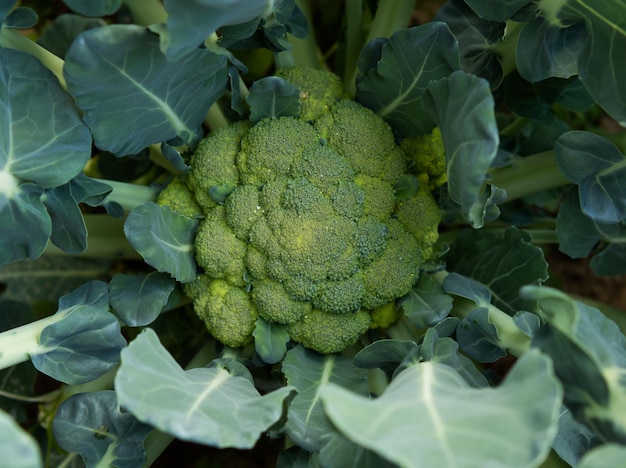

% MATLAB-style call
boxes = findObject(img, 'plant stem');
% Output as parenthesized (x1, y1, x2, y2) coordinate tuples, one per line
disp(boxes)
(100, 180, 159, 211)
(123, 0, 168, 26)
(491, 20, 524, 77)
(488, 150, 571, 203)
(288, 0, 324, 69)
(205, 102, 230, 130)
(0, 26, 66, 87)
(43, 215, 141, 259)
(343, 0, 364, 94)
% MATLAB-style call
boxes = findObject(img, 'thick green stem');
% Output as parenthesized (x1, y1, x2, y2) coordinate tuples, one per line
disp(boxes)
(43, 215, 141, 259)
(488, 150, 571, 203)
(0, 311, 69, 370)
(343, 0, 364, 94)
(123, 0, 168, 26)
(491, 20, 525, 77)
(0, 26, 66, 87)
(288, 0, 324, 69)
(100, 180, 159, 211)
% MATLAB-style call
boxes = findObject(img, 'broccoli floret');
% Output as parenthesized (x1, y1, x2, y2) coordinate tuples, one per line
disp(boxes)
(186, 120, 249, 211)
(315, 99, 407, 183)
(251, 279, 311, 324)
(195, 206, 247, 287)
(156, 176, 201, 219)
(184, 276, 258, 348)
(176, 68, 441, 354)
(275, 66, 343, 122)
(401, 127, 447, 189)
(237, 117, 318, 186)
(370, 301, 400, 329)
(288, 308, 372, 354)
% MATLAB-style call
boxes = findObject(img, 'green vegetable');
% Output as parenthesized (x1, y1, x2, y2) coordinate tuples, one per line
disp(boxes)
(158, 67, 441, 353)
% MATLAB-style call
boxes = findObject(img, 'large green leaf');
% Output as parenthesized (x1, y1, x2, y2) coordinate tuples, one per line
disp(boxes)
(124, 202, 198, 283)
(422, 71, 499, 228)
(0, 48, 91, 188)
(577, 444, 626, 468)
(321, 350, 562, 468)
(115, 328, 295, 449)
(52, 391, 152, 468)
(281, 345, 369, 452)
(62, 0, 121, 17)
(161, 0, 283, 58)
(398, 273, 453, 328)
(64, 25, 228, 155)
(523, 286, 626, 443)
(464, 0, 534, 21)
(356, 22, 460, 138)
(555, 131, 626, 224)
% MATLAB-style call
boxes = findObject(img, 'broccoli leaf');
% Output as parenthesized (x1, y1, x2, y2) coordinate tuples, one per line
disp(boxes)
(354, 340, 419, 376)
(115, 328, 295, 449)
(109, 272, 176, 327)
(577, 444, 626, 468)
(3, 6, 37, 28)
(64, 25, 228, 156)
(124, 202, 198, 283)
(423, 70, 499, 228)
(356, 22, 460, 138)
(161, 0, 282, 58)
(281, 345, 369, 452)
(0, 184, 51, 266)
(522, 286, 626, 444)
(0, 48, 91, 188)
(31, 281, 126, 385)
(247, 76, 301, 123)
(61, 0, 122, 17)
(552, 406, 600, 466)
(321, 350, 562, 468)
(37, 14, 106, 59)
(52, 391, 151, 468)
(252, 318, 290, 364)
(555, 131, 626, 224)
(398, 273, 453, 328)
(464, 0, 533, 21)
(435, 0, 505, 88)
(0, 408, 42, 468)
(557, 187, 626, 276)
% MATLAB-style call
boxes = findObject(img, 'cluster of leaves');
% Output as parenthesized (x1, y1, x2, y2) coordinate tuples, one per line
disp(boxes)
(0, 0, 626, 467)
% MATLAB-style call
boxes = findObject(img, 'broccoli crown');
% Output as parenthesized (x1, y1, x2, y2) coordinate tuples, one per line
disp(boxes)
(168, 69, 441, 354)
(401, 127, 447, 190)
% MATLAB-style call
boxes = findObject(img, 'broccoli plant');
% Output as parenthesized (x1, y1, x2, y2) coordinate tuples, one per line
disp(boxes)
(0, 0, 625, 466)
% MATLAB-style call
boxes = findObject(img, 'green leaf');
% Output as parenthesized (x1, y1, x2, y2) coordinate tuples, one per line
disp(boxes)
(321, 350, 562, 468)
(556, 188, 626, 276)
(0, 48, 91, 188)
(109, 272, 176, 327)
(553, 407, 600, 466)
(555, 131, 626, 224)
(354, 340, 419, 375)
(115, 328, 295, 449)
(64, 25, 228, 155)
(356, 22, 460, 138)
(523, 286, 626, 443)
(456, 307, 507, 363)
(62, 0, 121, 17)
(4, 6, 37, 28)
(32, 281, 126, 385)
(423, 70, 499, 228)
(517, 20, 586, 82)
(52, 391, 152, 468)
(161, 0, 277, 58)
(247, 76, 301, 123)
(0, 409, 42, 468)
(435, 0, 505, 88)
(319, 432, 395, 468)
(281, 345, 369, 452)
(0, 183, 51, 266)
(560, 0, 626, 124)
(253, 318, 290, 364)
(42, 174, 112, 254)
(445, 228, 548, 314)
(464, 0, 534, 21)
(398, 273, 453, 328)
(37, 14, 106, 59)
(124, 202, 198, 283)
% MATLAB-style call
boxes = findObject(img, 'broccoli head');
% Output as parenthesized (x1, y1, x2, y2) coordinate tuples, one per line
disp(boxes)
(166, 67, 441, 354)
